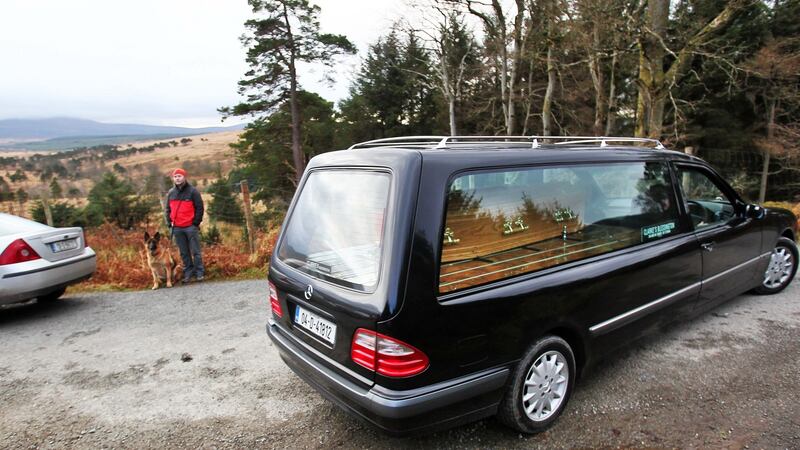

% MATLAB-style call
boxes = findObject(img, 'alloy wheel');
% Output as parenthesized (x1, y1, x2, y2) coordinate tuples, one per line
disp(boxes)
(763, 246, 795, 289)
(522, 350, 569, 422)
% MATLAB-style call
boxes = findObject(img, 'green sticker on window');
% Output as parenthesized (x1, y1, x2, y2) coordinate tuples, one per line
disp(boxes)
(642, 222, 676, 240)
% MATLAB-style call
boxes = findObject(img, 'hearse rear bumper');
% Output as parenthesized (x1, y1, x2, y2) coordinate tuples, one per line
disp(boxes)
(267, 319, 510, 436)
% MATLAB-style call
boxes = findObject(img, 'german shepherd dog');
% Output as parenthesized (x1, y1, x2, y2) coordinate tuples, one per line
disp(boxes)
(143, 231, 181, 290)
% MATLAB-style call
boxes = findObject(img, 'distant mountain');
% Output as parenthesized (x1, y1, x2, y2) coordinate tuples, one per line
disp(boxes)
(0, 117, 244, 140)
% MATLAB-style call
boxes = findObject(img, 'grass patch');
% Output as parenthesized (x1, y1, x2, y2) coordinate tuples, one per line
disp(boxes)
(74, 223, 278, 292)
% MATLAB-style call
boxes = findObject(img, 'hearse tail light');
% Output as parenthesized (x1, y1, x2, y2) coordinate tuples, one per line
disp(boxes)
(0, 239, 41, 266)
(351, 328, 429, 378)
(268, 281, 282, 318)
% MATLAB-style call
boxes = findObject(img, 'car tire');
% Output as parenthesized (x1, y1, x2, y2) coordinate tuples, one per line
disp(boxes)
(753, 237, 798, 295)
(37, 287, 66, 303)
(497, 335, 576, 434)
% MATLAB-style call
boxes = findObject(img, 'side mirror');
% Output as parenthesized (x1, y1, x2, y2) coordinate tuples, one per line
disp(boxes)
(745, 204, 766, 220)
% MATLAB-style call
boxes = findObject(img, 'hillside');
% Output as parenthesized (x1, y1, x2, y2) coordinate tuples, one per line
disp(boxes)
(0, 131, 241, 206)
(0, 117, 245, 151)
(114, 130, 241, 175)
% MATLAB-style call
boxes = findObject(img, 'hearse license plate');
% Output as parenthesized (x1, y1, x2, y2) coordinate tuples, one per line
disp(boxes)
(51, 239, 79, 253)
(294, 306, 337, 345)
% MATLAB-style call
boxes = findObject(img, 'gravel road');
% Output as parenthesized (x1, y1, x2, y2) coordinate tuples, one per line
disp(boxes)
(1, 279, 798, 449)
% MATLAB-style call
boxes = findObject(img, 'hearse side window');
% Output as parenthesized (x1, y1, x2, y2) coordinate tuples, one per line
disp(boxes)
(675, 165, 735, 230)
(439, 162, 680, 293)
(277, 170, 390, 292)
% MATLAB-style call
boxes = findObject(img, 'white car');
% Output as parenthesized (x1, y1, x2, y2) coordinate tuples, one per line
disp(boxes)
(0, 213, 96, 305)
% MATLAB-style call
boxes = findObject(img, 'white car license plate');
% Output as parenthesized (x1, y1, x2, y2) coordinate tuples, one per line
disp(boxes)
(294, 305, 336, 345)
(51, 239, 79, 253)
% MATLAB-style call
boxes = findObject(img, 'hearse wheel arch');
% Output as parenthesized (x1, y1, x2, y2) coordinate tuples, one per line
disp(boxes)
(497, 335, 576, 433)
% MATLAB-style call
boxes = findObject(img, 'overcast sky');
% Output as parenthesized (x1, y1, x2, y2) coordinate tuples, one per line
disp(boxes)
(0, 0, 417, 127)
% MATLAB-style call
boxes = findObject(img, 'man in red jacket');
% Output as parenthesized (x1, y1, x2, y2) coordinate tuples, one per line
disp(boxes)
(164, 168, 205, 283)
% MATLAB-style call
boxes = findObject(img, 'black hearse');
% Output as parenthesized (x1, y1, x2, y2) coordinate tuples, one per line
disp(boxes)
(266, 136, 797, 435)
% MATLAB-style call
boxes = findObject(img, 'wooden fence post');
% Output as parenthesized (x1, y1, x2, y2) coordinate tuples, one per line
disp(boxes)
(240, 181, 256, 254)
(42, 196, 54, 226)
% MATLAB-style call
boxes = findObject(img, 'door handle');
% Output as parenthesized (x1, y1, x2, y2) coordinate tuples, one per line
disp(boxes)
(701, 242, 715, 252)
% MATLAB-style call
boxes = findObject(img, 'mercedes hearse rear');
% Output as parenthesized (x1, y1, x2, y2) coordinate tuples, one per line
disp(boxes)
(266, 148, 452, 434)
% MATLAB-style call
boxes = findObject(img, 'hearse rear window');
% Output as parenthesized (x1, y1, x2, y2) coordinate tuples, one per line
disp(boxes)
(439, 162, 679, 293)
(277, 170, 390, 292)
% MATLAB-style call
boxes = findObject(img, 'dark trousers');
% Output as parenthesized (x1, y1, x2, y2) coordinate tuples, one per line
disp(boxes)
(173, 225, 204, 279)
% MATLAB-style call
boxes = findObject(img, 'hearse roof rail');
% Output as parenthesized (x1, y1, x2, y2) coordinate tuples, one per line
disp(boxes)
(348, 135, 666, 150)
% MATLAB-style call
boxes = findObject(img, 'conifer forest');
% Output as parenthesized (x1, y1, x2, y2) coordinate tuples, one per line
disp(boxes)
(224, 0, 800, 206)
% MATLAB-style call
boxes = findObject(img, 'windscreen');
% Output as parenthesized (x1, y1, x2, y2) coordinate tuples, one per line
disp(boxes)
(277, 170, 391, 292)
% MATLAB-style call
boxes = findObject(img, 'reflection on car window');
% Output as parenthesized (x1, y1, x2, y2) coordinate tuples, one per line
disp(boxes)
(277, 171, 390, 292)
(676, 167, 735, 230)
(439, 162, 680, 293)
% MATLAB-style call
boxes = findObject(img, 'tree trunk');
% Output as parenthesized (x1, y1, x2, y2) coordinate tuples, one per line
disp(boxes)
(758, 99, 776, 203)
(635, 0, 667, 138)
(589, 24, 607, 136)
(542, 46, 556, 136)
(288, 76, 303, 183)
(589, 59, 606, 136)
(636, 0, 745, 138)
(240, 180, 257, 255)
(648, 94, 667, 138)
(282, 2, 304, 184)
(759, 149, 771, 204)
(440, 43, 457, 136)
(489, 0, 510, 135)
(522, 58, 534, 135)
(463, 0, 526, 136)
(505, 0, 526, 136)
(605, 51, 617, 135)
(42, 196, 53, 226)
(448, 98, 457, 136)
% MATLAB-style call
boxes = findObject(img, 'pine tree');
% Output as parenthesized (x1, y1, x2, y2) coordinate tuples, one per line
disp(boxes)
(9, 169, 27, 182)
(0, 176, 11, 202)
(49, 178, 63, 199)
(340, 28, 446, 142)
(431, 10, 481, 135)
(231, 90, 338, 203)
(403, 31, 442, 136)
(30, 201, 84, 228)
(85, 173, 154, 228)
(16, 188, 28, 204)
(220, 0, 356, 183)
(207, 178, 245, 224)
(348, 30, 408, 138)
